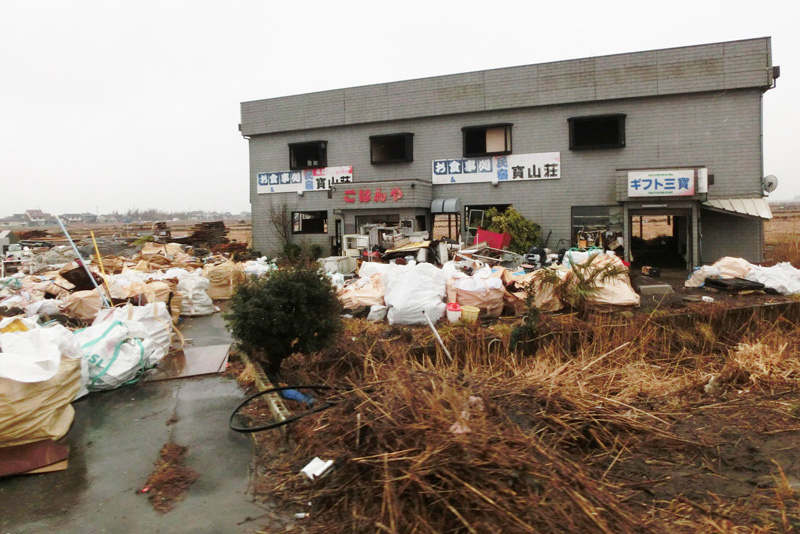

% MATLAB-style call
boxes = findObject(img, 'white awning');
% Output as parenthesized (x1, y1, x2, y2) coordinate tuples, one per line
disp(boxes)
(431, 198, 460, 213)
(701, 198, 772, 219)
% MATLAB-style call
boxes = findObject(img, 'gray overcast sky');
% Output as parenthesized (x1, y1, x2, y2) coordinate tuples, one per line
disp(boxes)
(1, 0, 797, 217)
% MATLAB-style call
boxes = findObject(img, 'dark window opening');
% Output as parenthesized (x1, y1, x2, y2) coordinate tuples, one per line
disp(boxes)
(568, 114, 626, 150)
(289, 141, 327, 169)
(292, 211, 328, 234)
(370, 133, 413, 164)
(462, 124, 512, 157)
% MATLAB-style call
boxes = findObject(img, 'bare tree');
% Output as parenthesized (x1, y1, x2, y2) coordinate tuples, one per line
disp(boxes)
(269, 200, 293, 247)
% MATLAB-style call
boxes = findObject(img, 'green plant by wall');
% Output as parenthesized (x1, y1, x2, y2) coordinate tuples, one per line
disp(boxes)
(540, 255, 628, 319)
(224, 265, 343, 377)
(483, 207, 541, 254)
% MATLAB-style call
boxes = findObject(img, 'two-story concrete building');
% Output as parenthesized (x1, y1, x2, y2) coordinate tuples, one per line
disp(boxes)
(241, 37, 778, 268)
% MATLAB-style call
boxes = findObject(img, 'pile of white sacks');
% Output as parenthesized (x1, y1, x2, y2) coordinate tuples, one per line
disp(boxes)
(685, 256, 800, 295)
(0, 302, 174, 447)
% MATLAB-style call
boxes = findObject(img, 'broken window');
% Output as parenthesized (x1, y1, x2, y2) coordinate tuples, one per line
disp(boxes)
(568, 114, 626, 150)
(370, 133, 413, 164)
(292, 211, 328, 234)
(462, 124, 512, 157)
(289, 141, 327, 170)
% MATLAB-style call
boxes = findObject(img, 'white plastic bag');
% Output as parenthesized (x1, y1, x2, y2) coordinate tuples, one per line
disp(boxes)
(367, 305, 388, 322)
(562, 248, 603, 269)
(745, 262, 800, 295)
(0, 328, 62, 383)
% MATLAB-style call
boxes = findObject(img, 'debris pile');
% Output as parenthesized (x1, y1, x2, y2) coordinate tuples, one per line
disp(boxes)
(174, 221, 229, 248)
(0, 240, 236, 470)
(686, 256, 800, 295)
(142, 442, 199, 513)
(334, 249, 639, 324)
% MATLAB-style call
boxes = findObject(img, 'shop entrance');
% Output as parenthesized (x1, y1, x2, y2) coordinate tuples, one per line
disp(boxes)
(628, 211, 691, 269)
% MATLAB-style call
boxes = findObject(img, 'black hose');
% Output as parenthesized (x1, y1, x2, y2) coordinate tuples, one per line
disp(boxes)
(229, 385, 340, 433)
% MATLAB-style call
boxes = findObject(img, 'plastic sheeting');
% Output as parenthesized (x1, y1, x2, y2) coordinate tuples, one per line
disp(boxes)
(746, 262, 800, 295)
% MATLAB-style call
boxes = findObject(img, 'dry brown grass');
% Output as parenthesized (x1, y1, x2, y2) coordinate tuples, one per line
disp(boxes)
(766, 236, 800, 266)
(240, 306, 800, 534)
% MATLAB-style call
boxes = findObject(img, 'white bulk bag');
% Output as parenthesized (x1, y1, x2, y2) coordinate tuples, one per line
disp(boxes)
(73, 320, 150, 391)
(177, 275, 215, 316)
(94, 302, 173, 365)
(384, 263, 446, 325)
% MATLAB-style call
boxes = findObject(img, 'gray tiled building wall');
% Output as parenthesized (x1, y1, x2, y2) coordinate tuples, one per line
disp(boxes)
(248, 89, 764, 257)
(244, 37, 773, 259)
(242, 38, 772, 135)
(700, 210, 763, 263)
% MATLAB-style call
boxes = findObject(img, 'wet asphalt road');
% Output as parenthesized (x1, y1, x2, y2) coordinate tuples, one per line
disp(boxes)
(0, 312, 269, 534)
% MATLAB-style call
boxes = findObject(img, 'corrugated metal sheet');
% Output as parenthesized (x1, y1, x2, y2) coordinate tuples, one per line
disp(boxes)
(702, 198, 772, 219)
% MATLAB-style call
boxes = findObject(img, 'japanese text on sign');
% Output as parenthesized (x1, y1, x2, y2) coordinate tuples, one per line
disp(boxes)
(627, 169, 696, 197)
(257, 166, 353, 194)
(432, 152, 560, 185)
(344, 187, 404, 204)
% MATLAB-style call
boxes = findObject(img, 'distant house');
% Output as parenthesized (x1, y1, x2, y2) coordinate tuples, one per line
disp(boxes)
(97, 214, 120, 224)
(59, 213, 96, 224)
(1, 214, 29, 227)
(0, 230, 20, 255)
(24, 209, 47, 227)
(61, 213, 83, 224)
